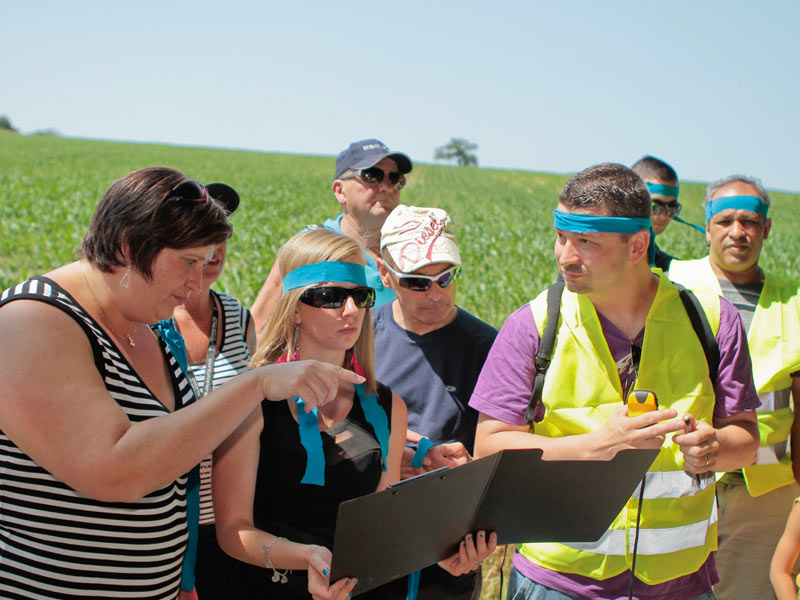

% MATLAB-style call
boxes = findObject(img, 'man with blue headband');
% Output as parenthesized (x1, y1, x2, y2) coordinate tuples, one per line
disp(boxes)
(670, 175, 800, 600)
(470, 163, 760, 600)
(632, 155, 704, 272)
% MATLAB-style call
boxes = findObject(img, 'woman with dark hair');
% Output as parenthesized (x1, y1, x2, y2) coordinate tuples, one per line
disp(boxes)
(0, 167, 362, 599)
(165, 188, 257, 598)
(213, 228, 496, 600)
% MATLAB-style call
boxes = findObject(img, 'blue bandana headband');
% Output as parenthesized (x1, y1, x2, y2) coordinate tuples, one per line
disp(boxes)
(282, 261, 367, 293)
(280, 260, 387, 487)
(553, 209, 656, 266)
(646, 182, 679, 199)
(705, 195, 769, 223)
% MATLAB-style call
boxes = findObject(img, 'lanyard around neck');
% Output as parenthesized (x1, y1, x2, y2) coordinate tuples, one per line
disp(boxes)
(182, 295, 219, 399)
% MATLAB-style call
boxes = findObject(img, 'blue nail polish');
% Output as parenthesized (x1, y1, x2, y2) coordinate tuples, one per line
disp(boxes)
(466, 534, 473, 541)
(346, 579, 350, 585)
(323, 568, 329, 576)
(479, 532, 484, 538)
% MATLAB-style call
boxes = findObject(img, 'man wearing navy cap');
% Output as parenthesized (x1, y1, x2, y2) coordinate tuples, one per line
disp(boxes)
(251, 139, 412, 333)
(670, 175, 800, 599)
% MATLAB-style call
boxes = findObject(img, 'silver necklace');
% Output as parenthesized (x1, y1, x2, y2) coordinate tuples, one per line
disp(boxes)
(81, 263, 138, 348)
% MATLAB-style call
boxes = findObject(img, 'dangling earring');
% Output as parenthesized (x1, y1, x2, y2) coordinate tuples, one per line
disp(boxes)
(119, 266, 131, 289)
(289, 325, 301, 362)
(350, 351, 366, 377)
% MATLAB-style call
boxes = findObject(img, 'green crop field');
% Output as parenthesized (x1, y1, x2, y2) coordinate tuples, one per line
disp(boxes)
(5, 132, 798, 329)
(2, 132, 799, 599)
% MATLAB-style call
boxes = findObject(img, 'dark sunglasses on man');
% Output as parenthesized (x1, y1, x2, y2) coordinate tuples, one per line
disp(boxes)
(383, 262, 462, 292)
(299, 286, 376, 309)
(340, 166, 407, 191)
(652, 200, 682, 218)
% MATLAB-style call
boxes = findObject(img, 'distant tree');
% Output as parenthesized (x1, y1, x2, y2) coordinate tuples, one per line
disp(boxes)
(434, 137, 478, 166)
(0, 116, 18, 133)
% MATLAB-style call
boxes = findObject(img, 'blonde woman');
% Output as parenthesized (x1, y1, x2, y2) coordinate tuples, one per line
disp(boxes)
(213, 229, 495, 600)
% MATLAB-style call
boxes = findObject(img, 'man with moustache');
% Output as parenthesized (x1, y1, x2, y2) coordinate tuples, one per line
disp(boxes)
(373, 205, 497, 599)
(251, 138, 412, 333)
(470, 163, 760, 599)
(670, 175, 800, 600)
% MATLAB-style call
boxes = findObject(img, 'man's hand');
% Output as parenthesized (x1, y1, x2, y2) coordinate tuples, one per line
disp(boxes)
(400, 441, 472, 479)
(673, 414, 719, 475)
(593, 405, 682, 460)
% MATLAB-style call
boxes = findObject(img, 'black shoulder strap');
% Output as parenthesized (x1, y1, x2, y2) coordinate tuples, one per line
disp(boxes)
(525, 280, 564, 424)
(674, 283, 720, 383)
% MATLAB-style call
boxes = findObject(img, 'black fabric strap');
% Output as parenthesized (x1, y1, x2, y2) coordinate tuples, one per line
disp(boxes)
(525, 280, 564, 424)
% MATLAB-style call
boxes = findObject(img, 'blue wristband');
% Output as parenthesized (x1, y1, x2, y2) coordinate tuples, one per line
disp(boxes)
(410, 437, 437, 469)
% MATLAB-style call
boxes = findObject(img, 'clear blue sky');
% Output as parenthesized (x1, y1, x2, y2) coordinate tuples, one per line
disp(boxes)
(3, 0, 799, 191)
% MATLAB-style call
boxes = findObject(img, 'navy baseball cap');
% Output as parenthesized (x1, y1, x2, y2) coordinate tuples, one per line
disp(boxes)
(334, 139, 412, 180)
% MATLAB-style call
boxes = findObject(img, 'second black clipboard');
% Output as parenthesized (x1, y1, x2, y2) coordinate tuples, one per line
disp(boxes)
(330, 447, 659, 596)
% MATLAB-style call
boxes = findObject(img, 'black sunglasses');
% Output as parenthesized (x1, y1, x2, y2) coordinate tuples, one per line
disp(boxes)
(341, 167, 406, 190)
(652, 200, 682, 218)
(299, 286, 376, 309)
(384, 263, 461, 292)
(165, 180, 209, 204)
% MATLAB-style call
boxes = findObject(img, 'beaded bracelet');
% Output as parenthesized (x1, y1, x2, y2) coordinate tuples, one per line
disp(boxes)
(262, 536, 290, 584)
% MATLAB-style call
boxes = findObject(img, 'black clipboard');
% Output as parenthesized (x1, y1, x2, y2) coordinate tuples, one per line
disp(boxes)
(330, 448, 658, 595)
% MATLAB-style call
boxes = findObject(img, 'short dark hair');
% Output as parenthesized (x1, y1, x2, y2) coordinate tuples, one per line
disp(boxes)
(559, 163, 651, 219)
(631, 155, 678, 185)
(81, 166, 233, 279)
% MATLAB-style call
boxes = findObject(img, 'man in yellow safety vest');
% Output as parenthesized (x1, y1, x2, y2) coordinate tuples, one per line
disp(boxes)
(670, 174, 800, 600)
(470, 163, 760, 600)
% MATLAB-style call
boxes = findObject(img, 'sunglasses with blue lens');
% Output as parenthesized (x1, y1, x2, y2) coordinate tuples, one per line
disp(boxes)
(383, 262, 462, 292)
(299, 286, 376, 309)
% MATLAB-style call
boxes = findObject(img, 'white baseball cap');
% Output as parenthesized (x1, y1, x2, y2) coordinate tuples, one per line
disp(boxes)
(380, 205, 461, 272)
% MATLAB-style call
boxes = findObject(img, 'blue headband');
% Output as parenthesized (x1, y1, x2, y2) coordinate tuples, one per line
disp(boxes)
(553, 209, 651, 234)
(646, 182, 679, 199)
(282, 261, 367, 293)
(705, 195, 769, 223)
(553, 209, 656, 266)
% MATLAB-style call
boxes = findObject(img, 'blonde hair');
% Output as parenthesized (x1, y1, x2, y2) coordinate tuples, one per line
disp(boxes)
(251, 228, 376, 393)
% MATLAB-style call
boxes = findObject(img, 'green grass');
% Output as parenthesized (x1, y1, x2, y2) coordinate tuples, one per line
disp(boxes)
(5, 132, 798, 328)
(2, 132, 800, 600)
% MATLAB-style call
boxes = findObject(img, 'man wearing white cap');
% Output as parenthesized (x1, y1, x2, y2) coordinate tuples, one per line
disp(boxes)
(374, 205, 497, 599)
(251, 138, 412, 334)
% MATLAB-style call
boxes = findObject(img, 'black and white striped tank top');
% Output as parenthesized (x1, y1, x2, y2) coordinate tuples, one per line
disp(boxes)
(190, 291, 252, 525)
(0, 277, 194, 599)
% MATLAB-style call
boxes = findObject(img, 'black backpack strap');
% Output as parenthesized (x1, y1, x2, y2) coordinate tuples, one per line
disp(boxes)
(674, 283, 721, 383)
(525, 280, 565, 424)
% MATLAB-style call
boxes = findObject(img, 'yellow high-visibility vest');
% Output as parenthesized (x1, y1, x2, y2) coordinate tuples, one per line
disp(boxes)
(671, 257, 800, 496)
(520, 273, 720, 584)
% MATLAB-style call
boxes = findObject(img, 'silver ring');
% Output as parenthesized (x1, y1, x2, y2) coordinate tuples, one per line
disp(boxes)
(705, 455, 710, 467)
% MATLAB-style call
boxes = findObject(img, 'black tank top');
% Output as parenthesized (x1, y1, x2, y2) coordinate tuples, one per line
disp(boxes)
(232, 383, 393, 599)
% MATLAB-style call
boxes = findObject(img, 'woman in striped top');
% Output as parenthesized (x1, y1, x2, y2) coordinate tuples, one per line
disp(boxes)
(0, 167, 364, 599)
(171, 216, 257, 597)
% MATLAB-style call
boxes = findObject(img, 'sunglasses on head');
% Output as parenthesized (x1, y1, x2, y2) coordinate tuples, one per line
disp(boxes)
(165, 180, 210, 205)
(340, 167, 406, 191)
(299, 286, 376, 309)
(384, 262, 462, 292)
(652, 200, 682, 218)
